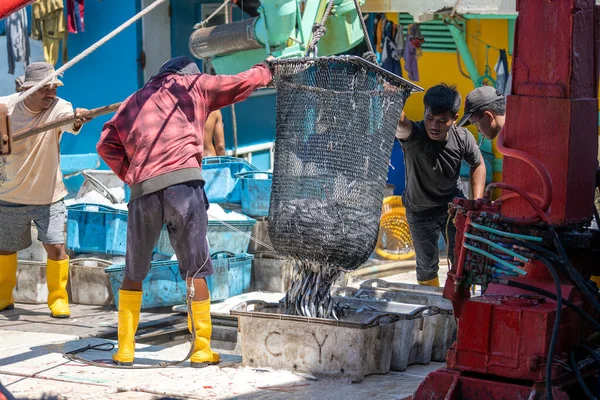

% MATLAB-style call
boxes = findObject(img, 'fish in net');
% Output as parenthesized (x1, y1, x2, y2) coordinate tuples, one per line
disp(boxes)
(268, 55, 421, 318)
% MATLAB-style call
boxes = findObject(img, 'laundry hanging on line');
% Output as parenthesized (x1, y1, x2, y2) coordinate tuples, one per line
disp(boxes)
(372, 15, 412, 78)
(494, 49, 509, 94)
(381, 21, 402, 77)
(404, 24, 424, 82)
(31, 0, 69, 66)
(5, 7, 31, 75)
(67, 0, 84, 34)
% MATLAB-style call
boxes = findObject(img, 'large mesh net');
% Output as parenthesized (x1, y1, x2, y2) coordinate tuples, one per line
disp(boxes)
(268, 56, 418, 270)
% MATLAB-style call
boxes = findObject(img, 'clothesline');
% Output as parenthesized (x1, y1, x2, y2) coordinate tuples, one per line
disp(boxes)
(443, 18, 502, 52)
(9, 0, 169, 109)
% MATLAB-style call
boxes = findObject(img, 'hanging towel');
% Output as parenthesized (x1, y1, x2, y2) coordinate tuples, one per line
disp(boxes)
(375, 15, 387, 54)
(31, 0, 68, 66)
(381, 22, 402, 77)
(404, 24, 424, 81)
(67, 0, 85, 34)
(494, 49, 509, 94)
(5, 8, 31, 75)
(408, 24, 425, 57)
(393, 24, 404, 60)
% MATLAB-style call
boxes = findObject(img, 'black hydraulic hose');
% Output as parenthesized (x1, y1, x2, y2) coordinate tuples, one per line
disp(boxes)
(580, 344, 600, 366)
(523, 255, 562, 400)
(569, 351, 598, 400)
(510, 238, 600, 314)
(548, 226, 600, 309)
(508, 240, 563, 265)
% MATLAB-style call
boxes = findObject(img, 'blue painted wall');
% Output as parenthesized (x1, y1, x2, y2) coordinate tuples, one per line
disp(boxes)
(57, 0, 142, 155)
(387, 141, 406, 195)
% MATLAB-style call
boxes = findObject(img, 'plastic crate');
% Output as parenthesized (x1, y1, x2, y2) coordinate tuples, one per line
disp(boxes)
(67, 204, 128, 255)
(227, 253, 254, 296)
(77, 169, 128, 203)
(202, 156, 258, 203)
(207, 254, 229, 302)
(105, 260, 187, 310)
(155, 218, 257, 257)
(237, 171, 272, 217)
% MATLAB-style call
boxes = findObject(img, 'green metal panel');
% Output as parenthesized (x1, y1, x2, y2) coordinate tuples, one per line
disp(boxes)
(398, 13, 464, 52)
(253, 0, 297, 46)
(508, 18, 515, 55)
(317, 2, 365, 56)
(212, 48, 274, 74)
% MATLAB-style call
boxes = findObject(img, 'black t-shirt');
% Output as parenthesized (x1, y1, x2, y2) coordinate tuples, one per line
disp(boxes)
(400, 120, 482, 213)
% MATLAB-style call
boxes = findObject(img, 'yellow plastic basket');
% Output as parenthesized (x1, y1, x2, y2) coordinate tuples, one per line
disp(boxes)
(375, 196, 416, 260)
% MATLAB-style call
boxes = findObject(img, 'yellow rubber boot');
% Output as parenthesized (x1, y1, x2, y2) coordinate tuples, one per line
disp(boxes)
(113, 290, 143, 366)
(46, 258, 70, 318)
(0, 253, 18, 311)
(417, 276, 440, 287)
(591, 275, 600, 289)
(188, 299, 220, 368)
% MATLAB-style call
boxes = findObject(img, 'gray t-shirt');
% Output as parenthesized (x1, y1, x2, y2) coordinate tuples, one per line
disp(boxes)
(400, 120, 482, 213)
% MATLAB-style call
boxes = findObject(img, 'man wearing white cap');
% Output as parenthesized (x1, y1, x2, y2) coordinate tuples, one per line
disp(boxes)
(0, 62, 90, 318)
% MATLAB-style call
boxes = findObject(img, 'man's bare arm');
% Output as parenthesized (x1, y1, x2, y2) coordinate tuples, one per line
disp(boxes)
(395, 111, 413, 140)
(204, 112, 217, 157)
(213, 111, 226, 156)
(470, 154, 487, 199)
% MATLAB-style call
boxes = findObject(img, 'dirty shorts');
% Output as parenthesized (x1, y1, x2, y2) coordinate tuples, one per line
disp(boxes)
(125, 180, 214, 282)
(0, 199, 67, 252)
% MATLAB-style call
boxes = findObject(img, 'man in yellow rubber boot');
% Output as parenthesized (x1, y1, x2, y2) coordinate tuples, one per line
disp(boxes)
(0, 62, 90, 317)
(396, 84, 487, 287)
(97, 56, 273, 367)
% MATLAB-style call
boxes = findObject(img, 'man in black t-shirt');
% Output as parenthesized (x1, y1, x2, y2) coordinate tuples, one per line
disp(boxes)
(396, 83, 486, 287)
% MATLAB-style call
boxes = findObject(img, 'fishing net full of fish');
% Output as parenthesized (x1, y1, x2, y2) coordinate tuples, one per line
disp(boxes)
(268, 56, 421, 272)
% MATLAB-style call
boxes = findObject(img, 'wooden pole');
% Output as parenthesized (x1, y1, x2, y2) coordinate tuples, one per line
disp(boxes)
(12, 102, 122, 142)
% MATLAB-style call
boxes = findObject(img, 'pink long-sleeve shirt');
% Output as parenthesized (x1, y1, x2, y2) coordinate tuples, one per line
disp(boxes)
(97, 63, 272, 198)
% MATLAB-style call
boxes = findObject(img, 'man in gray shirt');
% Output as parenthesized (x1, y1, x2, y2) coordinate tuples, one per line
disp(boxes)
(396, 83, 486, 286)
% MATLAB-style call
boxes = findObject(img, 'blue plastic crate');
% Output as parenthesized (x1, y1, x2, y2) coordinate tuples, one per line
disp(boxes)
(105, 260, 187, 309)
(67, 204, 128, 255)
(202, 156, 259, 203)
(237, 171, 272, 217)
(227, 253, 254, 297)
(207, 254, 229, 302)
(155, 218, 257, 257)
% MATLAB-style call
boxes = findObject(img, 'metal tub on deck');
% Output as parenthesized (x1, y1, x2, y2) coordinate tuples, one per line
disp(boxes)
(230, 300, 417, 382)
(334, 279, 457, 370)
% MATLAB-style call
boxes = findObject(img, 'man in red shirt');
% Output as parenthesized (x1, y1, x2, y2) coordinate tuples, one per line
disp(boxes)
(97, 56, 273, 367)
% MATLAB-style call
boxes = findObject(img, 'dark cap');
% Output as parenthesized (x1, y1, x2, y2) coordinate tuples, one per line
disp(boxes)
(457, 86, 504, 127)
